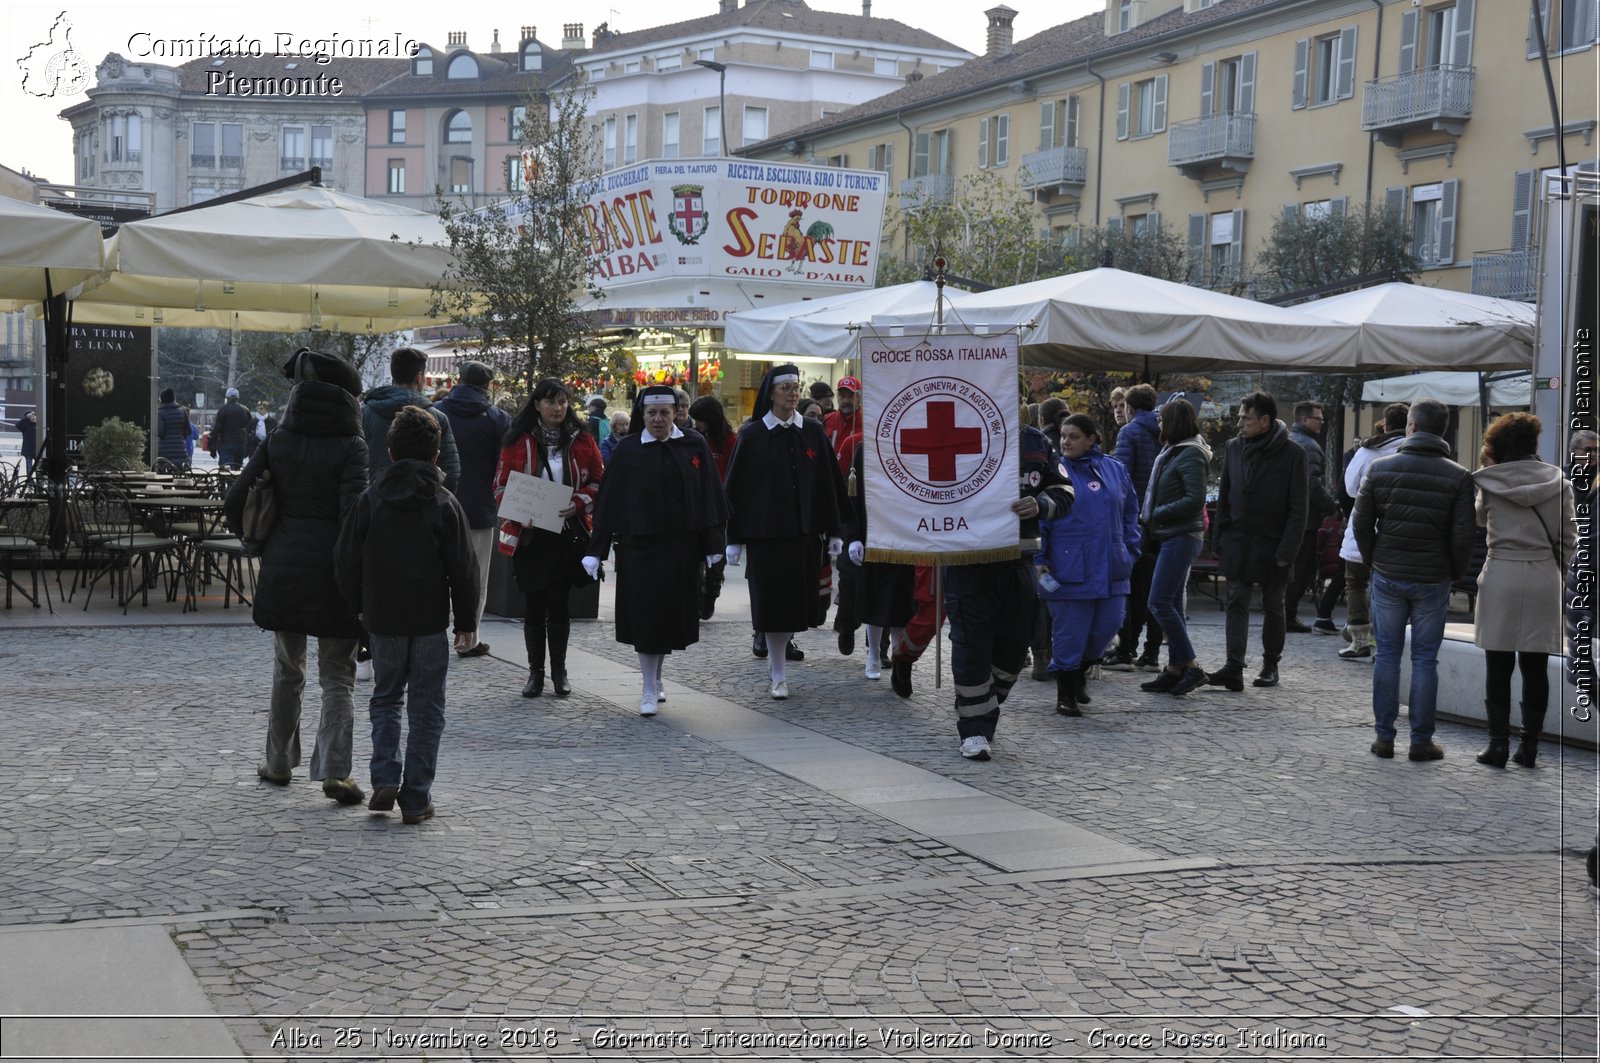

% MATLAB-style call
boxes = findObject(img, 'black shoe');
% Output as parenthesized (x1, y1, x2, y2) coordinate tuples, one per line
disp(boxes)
(1169, 665, 1209, 696)
(1407, 741, 1444, 762)
(1105, 651, 1136, 672)
(368, 785, 399, 812)
(1134, 649, 1162, 672)
(752, 632, 768, 659)
(522, 670, 544, 698)
(1252, 665, 1279, 688)
(1311, 619, 1338, 635)
(785, 639, 804, 662)
(456, 641, 491, 658)
(1371, 738, 1394, 759)
(1476, 739, 1510, 768)
(1140, 669, 1182, 692)
(401, 803, 435, 825)
(838, 628, 855, 656)
(551, 668, 571, 697)
(890, 658, 913, 698)
(1054, 671, 1081, 717)
(1206, 666, 1245, 692)
(1071, 666, 1091, 705)
(1285, 618, 1313, 634)
(1511, 740, 1539, 768)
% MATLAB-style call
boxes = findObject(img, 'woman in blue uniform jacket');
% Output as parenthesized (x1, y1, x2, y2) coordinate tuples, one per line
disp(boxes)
(1036, 413, 1141, 716)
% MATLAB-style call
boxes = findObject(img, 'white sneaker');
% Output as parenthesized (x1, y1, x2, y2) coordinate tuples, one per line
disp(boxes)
(639, 694, 658, 716)
(959, 736, 991, 760)
(355, 659, 374, 682)
(864, 656, 882, 680)
(770, 680, 788, 700)
(658, 684, 667, 703)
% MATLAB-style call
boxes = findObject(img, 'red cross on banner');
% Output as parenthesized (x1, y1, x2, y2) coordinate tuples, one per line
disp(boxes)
(899, 401, 984, 482)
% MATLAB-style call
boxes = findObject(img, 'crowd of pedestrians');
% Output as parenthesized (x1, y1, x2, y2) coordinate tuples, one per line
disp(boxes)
(214, 344, 1587, 824)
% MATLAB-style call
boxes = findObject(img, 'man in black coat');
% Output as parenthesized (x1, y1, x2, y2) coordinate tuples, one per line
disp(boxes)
(224, 348, 369, 804)
(1284, 400, 1339, 631)
(1351, 398, 1475, 762)
(210, 388, 254, 468)
(433, 360, 511, 657)
(1208, 391, 1308, 691)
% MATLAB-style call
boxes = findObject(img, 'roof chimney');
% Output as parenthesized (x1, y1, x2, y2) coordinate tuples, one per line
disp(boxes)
(521, 25, 537, 42)
(447, 31, 468, 49)
(491, 29, 501, 54)
(719, 0, 736, 13)
(562, 23, 585, 50)
(862, 0, 871, 14)
(984, 5, 1017, 58)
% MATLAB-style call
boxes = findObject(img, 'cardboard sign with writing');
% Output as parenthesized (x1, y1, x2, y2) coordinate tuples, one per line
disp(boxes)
(496, 470, 571, 533)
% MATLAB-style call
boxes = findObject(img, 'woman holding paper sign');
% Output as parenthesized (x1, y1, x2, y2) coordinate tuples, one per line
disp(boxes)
(582, 385, 728, 714)
(494, 379, 604, 699)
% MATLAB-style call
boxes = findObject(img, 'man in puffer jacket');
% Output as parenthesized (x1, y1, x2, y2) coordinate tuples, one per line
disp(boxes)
(1351, 398, 1475, 762)
(361, 346, 460, 493)
(432, 360, 511, 657)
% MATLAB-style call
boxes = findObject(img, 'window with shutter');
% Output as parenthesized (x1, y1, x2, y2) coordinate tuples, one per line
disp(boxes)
(1511, 169, 1535, 251)
(1199, 62, 1215, 117)
(1529, 0, 1552, 57)
(1187, 213, 1206, 283)
(1039, 100, 1056, 150)
(1291, 39, 1309, 110)
(1116, 83, 1130, 140)
(1398, 9, 1419, 73)
(978, 118, 990, 168)
(995, 114, 1009, 166)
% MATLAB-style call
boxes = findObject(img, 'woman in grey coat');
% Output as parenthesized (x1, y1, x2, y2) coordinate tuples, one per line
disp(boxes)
(1472, 412, 1574, 768)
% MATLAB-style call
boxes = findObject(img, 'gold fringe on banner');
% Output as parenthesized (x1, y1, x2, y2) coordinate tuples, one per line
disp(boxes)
(866, 545, 1022, 567)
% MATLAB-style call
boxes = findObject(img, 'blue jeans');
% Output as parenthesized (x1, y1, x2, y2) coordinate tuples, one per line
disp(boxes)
(1370, 571, 1452, 744)
(1147, 535, 1203, 668)
(368, 631, 450, 815)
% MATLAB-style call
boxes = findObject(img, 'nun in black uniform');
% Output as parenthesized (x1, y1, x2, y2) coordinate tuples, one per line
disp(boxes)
(583, 386, 727, 715)
(723, 364, 850, 700)
(842, 443, 917, 681)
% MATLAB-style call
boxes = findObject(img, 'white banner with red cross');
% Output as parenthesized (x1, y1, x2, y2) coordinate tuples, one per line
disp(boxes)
(859, 329, 1019, 565)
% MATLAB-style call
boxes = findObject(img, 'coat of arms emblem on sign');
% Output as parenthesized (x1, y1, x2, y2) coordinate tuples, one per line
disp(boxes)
(667, 184, 709, 245)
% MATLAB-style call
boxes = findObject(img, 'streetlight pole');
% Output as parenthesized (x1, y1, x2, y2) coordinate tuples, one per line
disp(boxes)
(694, 59, 728, 156)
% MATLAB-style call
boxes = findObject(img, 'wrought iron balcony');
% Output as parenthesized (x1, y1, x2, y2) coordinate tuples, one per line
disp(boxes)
(1167, 112, 1254, 177)
(1362, 65, 1474, 144)
(1470, 248, 1537, 302)
(899, 174, 954, 210)
(189, 154, 215, 169)
(1019, 146, 1089, 194)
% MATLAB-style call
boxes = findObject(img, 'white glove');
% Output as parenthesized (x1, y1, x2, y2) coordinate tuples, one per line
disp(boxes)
(705, 554, 722, 568)
(725, 544, 743, 566)
(827, 537, 843, 557)
(581, 556, 601, 580)
(847, 541, 865, 565)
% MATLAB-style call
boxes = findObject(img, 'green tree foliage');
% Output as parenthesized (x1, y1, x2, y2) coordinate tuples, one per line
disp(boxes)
(1254, 202, 1417, 300)
(1058, 219, 1190, 283)
(878, 172, 1057, 289)
(156, 327, 396, 412)
(432, 84, 609, 389)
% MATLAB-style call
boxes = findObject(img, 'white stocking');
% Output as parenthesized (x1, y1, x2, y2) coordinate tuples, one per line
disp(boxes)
(638, 653, 662, 701)
(864, 625, 882, 667)
(765, 632, 790, 683)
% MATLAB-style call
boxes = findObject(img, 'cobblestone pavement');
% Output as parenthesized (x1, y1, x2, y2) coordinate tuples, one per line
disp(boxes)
(1, 593, 1596, 1061)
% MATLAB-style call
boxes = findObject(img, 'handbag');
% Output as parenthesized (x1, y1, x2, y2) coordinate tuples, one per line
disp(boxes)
(237, 438, 279, 546)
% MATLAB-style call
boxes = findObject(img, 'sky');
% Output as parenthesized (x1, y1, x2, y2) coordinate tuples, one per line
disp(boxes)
(4, 0, 1105, 187)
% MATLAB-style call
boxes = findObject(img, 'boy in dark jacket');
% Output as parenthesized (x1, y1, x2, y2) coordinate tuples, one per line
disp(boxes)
(335, 406, 479, 824)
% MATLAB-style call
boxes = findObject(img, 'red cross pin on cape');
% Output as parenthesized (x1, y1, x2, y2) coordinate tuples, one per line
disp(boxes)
(691, 454, 700, 467)
(806, 448, 816, 460)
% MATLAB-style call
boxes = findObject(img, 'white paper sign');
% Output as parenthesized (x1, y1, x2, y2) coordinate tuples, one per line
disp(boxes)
(497, 470, 571, 533)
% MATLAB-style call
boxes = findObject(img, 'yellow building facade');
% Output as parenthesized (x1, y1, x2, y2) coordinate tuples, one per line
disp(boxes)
(742, 0, 1599, 301)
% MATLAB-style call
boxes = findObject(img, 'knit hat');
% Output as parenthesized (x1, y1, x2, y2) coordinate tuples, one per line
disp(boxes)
(225, 387, 240, 399)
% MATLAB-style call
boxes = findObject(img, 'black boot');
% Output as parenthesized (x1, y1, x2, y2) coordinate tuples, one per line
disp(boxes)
(1477, 700, 1511, 767)
(1054, 670, 1081, 717)
(522, 620, 546, 698)
(1512, 700, 1546, 767)
(548, 620, 571, 696)
(1071, 665, 1092, 705)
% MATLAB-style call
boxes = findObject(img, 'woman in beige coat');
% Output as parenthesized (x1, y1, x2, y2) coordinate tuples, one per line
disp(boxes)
(1473, 412, 1574, 768)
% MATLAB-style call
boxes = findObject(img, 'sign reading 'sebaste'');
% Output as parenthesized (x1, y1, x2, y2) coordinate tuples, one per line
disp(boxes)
(572, 158, 889, 291)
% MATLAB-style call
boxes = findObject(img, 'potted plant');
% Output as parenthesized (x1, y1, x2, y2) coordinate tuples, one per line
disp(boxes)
(79, 417, 149, 472)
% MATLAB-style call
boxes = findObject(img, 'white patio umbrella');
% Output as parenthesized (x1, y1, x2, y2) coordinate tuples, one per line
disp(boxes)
(0, 196, 104, 302)
(72, 185, 468, 332)
(1296, 282, 1535, 371)
(869, 267, 1359, 373)
(724, 280, 968, 360)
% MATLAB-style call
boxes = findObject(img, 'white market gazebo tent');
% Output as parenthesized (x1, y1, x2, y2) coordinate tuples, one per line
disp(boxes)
(1362, 371, 1531, 406)
(0, 196, 104, 303)
(72, 186, 466, 332)
(1296, 282, 1535, 372)
(870, 267, 1360, 373)
(724, 281, 968, 360)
